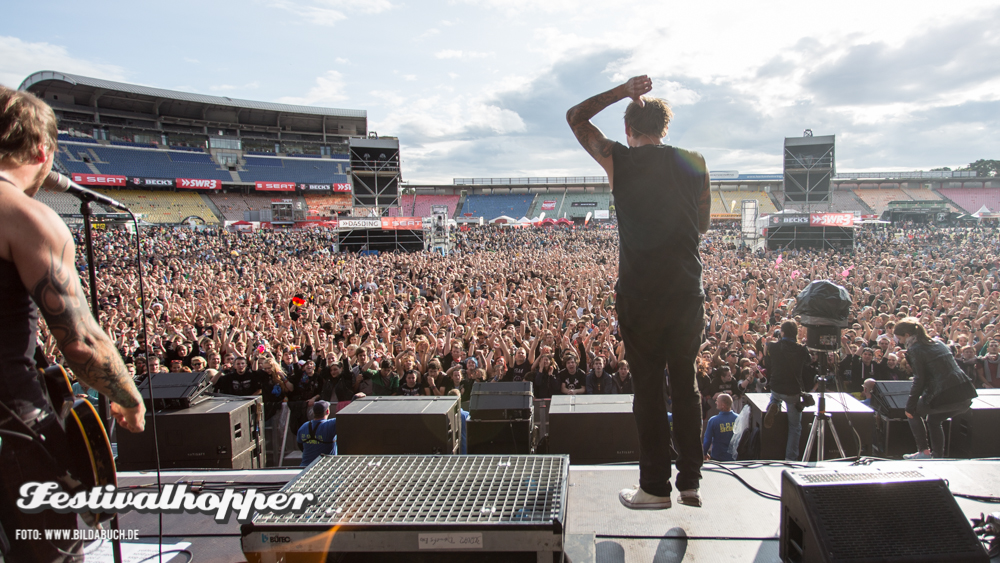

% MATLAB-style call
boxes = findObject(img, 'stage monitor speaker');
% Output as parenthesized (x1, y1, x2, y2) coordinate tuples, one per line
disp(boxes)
(135, 371, 213, 410)
(548, 395, 638, 464)
(780, 467, 987, 563)
(872, 413, 917, 459)
(783, 135, 834, 204)
(336, 396, 460, 455)
(745, 393, 873, 461)
(947, 390, 1000, 459)
(468, 382, 534, 454)
(871, 380, 912, 419)
(116, 396, 264, 470)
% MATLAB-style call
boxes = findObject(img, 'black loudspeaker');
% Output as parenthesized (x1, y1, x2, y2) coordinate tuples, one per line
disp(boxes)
(783, 135, 834, 204)
(780, 468, 987, 563)
(872, 413, 917, 458)
(871, 380, 912, 419)
(136, 371, 213, 410)
(948, 390, 1000, 459)
(117, 396, 264, 470)
(548, 395, 638, 464)
(745, 393, 873, 461)
(336, 396, 460, 455)
(468, 382, 534, 454)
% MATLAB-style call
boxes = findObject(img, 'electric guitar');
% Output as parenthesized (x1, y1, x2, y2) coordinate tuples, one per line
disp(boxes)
(0, 365, 117, 527)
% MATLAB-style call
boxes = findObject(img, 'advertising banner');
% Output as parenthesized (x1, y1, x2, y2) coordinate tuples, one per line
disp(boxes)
(338, 218, 382, 230)
(131, 177, 175, 188)
(299, 184, 331, 192)
(768, 214, 810, 226)
(71, 173, 126, 186)
(381, 217, 424, 230)
(176, 178, 220, 190)
(594, 210, 610, 220)
(431, 205, 449, 215)
(255, 181, 296, 192)
(709, 170, 740, 180)
(810, 213, 854, 227)
(541, 201, 557, 211)
(571, 201, 598, 207)
(332, 183, 352, 193)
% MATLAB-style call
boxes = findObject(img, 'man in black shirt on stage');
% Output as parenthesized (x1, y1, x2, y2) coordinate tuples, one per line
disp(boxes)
(568, 75, 711, 509)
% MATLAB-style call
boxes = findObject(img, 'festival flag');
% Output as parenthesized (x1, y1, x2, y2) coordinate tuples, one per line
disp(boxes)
(291, 297, 306, 306)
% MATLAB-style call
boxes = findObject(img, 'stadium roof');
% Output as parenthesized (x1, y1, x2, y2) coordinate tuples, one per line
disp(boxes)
(20, 71, 366, 119)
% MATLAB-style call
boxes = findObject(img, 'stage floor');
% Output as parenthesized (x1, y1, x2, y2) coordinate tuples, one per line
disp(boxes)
(113, 458, 1000, 562)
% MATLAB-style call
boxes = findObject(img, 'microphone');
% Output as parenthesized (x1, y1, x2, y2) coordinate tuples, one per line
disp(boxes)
(43, 171, 129, 212)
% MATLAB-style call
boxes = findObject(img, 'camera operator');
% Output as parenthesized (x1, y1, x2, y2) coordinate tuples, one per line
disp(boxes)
(763, 321, 812, 460)
(895, 318, 978, 459)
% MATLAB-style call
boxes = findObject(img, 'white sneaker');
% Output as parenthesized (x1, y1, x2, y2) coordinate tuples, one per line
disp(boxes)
(619, 486, 672, 510)
(903, 451, 932, 460)
(677, 489, 703, 507)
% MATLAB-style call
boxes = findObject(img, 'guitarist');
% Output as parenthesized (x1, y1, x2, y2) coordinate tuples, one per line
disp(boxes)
(0, 86, 145, 562)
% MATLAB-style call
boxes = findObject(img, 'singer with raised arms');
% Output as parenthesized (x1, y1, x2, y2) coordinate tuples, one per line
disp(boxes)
(0, 85, 144, 562)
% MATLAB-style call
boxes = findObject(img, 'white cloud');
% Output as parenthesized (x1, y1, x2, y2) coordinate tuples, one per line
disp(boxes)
(334, 57, 350, 64)
(0, 36, 126, 89)
(265, 0, 392, 26)
(418, 29, 440, 39)
(403, 74, 417, 81)
(435, 50, 492, 60)
(276, 70, 348, 105)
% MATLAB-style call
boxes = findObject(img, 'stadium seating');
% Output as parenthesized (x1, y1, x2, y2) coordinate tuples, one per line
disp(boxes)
(303, 194, 353, 217)
(79, 145, 232, 181)
(93, 189, 219, 224)
(35, 189, 91, 215)
(207, 192, 277, 222)
(853, 188, 910, 215)
(561, 193, 611, 218)
(711, 190, 730, 214)
(902, 186, 960, 211)
(829, 189, 871, 213)
(389, 194, 461, 217)
(726, 190, 777, 214)
(461, 194, 535, 219)
(240, 156, 349, 184)
(58, 134, 97, 144)
(937, 188, 1000, 214)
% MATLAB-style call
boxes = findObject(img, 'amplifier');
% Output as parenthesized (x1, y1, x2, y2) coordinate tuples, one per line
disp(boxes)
(336, 396, 460, 455)
(469, 381, 533, 420)
(780, 467, 987, 562)
(136, 371, 213, 410)
(116, 396, 264, 470)
(871, 380, 912, 419)
(948, 392, 1000, 459)
(548, 395, 639, 464)
(745, 393, 873, 461)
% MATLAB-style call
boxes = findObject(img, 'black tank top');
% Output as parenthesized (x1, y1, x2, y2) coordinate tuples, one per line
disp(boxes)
(0, 177, 49, 419)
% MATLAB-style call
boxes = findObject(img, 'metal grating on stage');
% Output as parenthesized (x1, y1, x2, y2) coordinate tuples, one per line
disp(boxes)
(256, 455, 566, 525)
(243, 455, 569, 562)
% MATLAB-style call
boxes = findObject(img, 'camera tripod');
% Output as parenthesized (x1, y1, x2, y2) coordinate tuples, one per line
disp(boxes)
(801, 352, 845, 462)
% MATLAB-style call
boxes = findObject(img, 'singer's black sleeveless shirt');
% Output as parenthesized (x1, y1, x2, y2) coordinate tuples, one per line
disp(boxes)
(0, 176, 48, 418)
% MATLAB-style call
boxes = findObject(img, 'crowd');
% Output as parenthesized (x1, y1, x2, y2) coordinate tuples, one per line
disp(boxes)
(46, 221, 999, 440)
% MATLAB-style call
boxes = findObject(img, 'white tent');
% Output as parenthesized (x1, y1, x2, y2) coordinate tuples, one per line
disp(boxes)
(490, 215, 517, 224)
(972, 204, 991, 218)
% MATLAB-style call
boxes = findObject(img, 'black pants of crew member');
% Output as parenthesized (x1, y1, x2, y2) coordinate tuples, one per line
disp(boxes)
(0, 414, 82, 562)
(908, 398, 972, 458)
(617, 295, 704, 496)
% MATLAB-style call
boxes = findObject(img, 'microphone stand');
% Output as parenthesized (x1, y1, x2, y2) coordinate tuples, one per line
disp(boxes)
(78, 200, 124, 563)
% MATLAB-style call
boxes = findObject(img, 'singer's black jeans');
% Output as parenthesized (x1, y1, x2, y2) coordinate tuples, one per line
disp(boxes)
(617, 295, 704, 496)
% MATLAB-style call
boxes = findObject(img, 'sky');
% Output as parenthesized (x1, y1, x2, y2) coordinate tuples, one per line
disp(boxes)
(2, 0, 999, 183)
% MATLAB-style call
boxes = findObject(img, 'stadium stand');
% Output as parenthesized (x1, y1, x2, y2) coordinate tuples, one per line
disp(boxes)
(389, 194, 461, 217)
(33, 189, 110, 215)
(240, 156, 349, 184)
(829, 189, 871, 213)
(67, 144, 233, 181)
(853, 188, 910, 215)
(937, 188, 1000, 214)
(561, 193, 611, 218)
(461, 194, 535, 220)
(303, 194, 352, 217)
(710, 190, 730, 214)
(94, 190, 220, 224)
(208, 192, 277, 222)
(725, 189, 777, 214)
(902, 186, 960, 211)
(533, 192, 566, 219)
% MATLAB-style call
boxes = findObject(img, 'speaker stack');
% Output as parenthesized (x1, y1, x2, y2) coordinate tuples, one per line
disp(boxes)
(336, 396, 460, 455)
(745, 393, 873, 461)
(467, 382, 535, 454)
(870, 380, 917, 458)
(547, 395, 639, 464)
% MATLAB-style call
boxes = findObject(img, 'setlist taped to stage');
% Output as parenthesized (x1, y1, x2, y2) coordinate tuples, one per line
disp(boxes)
(417, 532, 483, 549)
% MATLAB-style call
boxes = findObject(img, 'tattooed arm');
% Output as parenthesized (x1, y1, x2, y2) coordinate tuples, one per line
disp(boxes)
(566, 75, 653, 188)
(9, 199, 146, 432)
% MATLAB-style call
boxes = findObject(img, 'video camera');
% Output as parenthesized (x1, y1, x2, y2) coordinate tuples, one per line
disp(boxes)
(792, 280, 852, 352)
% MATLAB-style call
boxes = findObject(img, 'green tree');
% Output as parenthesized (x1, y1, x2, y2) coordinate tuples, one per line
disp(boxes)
(962, 159, 1000, 177)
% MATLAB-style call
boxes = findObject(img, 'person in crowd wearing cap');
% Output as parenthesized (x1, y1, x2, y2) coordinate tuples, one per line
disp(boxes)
(297, 400, 337, 466)
(703, 394, 737, 462)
